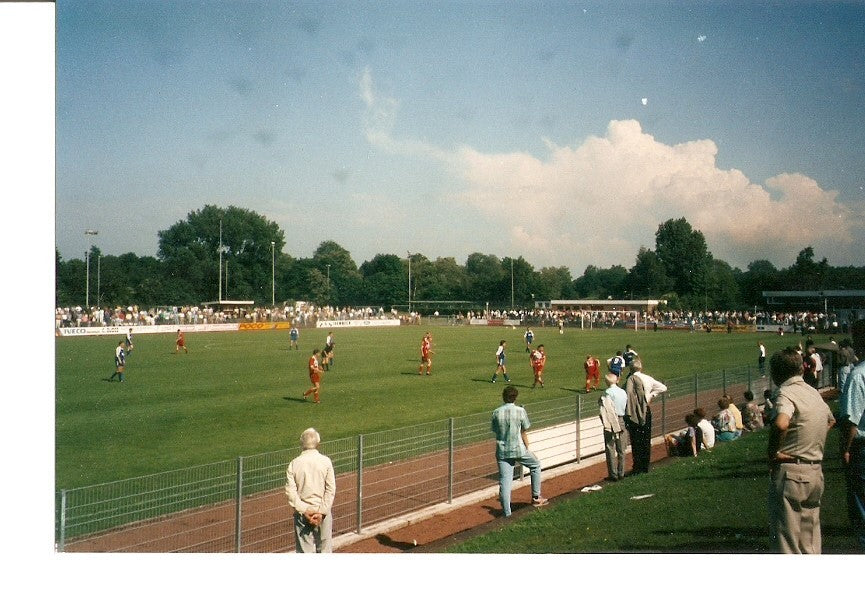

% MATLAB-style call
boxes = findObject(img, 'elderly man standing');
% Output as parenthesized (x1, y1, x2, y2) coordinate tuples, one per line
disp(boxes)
(839, 320, 865, 551)
(623, 357, 667, 475)
(599, 373, 628, 481)
(767, 347, 835, 554)
(285, 428, 336, 553)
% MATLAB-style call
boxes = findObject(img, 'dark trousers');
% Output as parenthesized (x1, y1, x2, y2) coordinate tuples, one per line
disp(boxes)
(847, 442, 865, 551)
(625, 409, 652, 474)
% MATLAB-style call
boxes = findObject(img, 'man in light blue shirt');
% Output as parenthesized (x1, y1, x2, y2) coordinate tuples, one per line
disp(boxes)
(600, 373, 628, 481)
(839, 319, 865, 550)
(491, 386, 548, 516)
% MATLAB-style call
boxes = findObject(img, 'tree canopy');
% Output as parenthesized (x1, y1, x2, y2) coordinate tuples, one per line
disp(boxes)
(55, 206, 864, 310)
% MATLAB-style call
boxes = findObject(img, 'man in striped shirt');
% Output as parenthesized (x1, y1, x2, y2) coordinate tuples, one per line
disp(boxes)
(491, 385, 548, 516)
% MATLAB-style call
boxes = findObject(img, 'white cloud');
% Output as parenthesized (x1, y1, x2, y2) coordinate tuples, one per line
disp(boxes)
(451, 119, 863, 269)
(358, 70, 864, 272)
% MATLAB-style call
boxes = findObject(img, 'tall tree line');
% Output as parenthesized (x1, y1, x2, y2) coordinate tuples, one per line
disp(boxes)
(55, 206, 865, 310)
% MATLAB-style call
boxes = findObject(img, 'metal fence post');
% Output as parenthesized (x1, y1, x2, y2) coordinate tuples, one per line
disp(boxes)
(694, 374, 698, 408)
(356, 434, 364, 534)
(235, 456, 243, 553)
(576, 393, 582, 464)
(58, 489, 67, 552)
(747, 366, 752, 392)
(447, 417, 454, 504)
(722, 369, 727, 396)
(661, 392, 667, 438)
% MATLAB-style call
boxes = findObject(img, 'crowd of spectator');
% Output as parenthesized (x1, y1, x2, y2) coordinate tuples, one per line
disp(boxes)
(56, 301, 855, 335)
(55, 303, 403, 329)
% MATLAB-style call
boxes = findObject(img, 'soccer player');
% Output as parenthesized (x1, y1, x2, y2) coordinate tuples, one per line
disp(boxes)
(289, 326, 299, 350)
(607, 350, 625, 378)
(175, 329, 188, 354)
(524, 328, 534, 353)
(125, 328, 134, 357)
(322, 332, 334, 370)
(303, 348, 323, 403)
(530, 344, 546, 388)
(584, 354, 601, 392)
(491, 340, 511, 383)
(109, 340, 126, 382)
(419, 332, 433, 375)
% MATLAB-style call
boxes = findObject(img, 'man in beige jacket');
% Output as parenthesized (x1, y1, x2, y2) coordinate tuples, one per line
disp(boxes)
(286, 428, 336, 553)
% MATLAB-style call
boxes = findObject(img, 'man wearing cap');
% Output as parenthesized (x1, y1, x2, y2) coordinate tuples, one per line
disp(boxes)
(767, 347, 835, 553)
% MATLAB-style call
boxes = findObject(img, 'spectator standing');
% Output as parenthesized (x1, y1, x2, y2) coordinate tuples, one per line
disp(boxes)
(839, 320, 865, 550)
(599, 373, 628, 481)
(758, 341, 766, 377)
(285, 428, 336, 553)
(624, 357, 667, 475)
(838, 337, 859, 394)
(767, 347, 835, 554)
(762, 389, 777, 425)
(490, 385, 548, 516)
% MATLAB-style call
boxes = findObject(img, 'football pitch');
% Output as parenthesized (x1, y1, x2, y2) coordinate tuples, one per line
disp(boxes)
(55, 325, 805, 489)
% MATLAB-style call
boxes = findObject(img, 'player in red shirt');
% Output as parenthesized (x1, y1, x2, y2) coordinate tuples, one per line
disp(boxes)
(418, 332, 434, 375)
(303, 349, 322, 403)
(584, 354, 601, 392)
(530, 344, 546, 388)
(174, 329, 188, 354)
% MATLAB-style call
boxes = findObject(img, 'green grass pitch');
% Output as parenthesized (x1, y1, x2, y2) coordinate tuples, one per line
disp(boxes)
(55, 325, 806, 489)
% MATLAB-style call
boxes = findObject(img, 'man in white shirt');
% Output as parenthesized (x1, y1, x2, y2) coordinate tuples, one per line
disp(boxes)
(285, 428, 336, 553)
(624, 357, 668, 475)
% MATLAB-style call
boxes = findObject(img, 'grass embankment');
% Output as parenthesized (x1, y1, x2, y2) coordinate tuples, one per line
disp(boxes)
(448, 412, 858, 554)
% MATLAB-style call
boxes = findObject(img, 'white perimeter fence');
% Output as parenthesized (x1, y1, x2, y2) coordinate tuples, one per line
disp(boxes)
(55, 362, 836, 553)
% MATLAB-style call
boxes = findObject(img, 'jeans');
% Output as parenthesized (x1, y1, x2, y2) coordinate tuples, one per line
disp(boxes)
(497, 451, 542, 516)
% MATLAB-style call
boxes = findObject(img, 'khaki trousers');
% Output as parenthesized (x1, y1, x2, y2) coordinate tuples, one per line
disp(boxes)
(768, 462, 824, 554)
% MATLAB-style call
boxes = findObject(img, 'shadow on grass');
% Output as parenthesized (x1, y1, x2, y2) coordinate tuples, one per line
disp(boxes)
(620, 525, 770, 553)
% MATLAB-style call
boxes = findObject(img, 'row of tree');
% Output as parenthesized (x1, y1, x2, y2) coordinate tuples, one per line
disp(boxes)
(55, 205, 865, 311)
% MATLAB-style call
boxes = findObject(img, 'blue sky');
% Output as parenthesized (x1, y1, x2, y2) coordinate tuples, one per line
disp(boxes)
(54, 0, 865, 273)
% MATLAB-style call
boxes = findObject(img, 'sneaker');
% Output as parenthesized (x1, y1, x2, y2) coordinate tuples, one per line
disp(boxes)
(531, 496, 549, 507)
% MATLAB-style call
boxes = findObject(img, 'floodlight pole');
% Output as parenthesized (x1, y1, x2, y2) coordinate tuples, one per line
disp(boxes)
(407, 251, 412, 313)
(271, 241, 275, 307)
(84, 229, 98, 310)
(510, 258, 514, 309)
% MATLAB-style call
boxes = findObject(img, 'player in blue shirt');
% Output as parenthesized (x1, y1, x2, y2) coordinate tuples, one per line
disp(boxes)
(491, 340, 511, 383)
